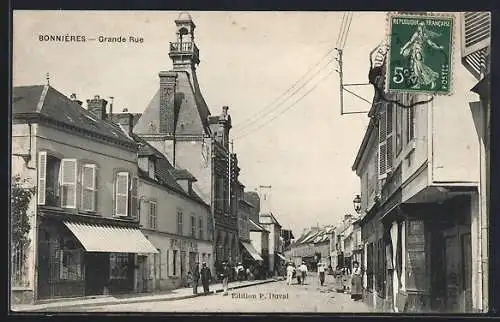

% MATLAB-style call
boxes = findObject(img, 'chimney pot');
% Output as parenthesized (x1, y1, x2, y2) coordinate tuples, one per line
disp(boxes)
(86, 95, 108, 120)
(123, 108, 128, 112)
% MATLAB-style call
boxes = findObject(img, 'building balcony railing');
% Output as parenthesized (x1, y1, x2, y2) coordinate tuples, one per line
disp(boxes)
(169, 41, 200, 63)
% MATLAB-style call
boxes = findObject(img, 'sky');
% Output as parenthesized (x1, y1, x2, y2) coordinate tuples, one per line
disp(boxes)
(12, 10, 388, 235)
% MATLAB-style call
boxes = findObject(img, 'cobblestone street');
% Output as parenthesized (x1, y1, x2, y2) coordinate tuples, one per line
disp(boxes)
(57, 275, 372, 313)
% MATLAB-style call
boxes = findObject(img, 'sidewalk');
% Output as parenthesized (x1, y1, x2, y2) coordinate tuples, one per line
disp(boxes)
(11, 278, 278, 312)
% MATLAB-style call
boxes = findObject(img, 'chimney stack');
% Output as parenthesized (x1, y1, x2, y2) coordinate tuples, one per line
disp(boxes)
(117, 109, 134, 135)
(158, 71, 178, 134)
(86, 95, 108, 120)
(70, 93, 83, 106)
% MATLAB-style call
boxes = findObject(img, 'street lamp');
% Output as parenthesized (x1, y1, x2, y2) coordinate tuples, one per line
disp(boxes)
(353, 194, 361, 214)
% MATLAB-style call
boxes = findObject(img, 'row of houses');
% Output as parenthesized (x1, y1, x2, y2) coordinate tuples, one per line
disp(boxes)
(350, 12, 490, 313)
(10, 12, 286, 304)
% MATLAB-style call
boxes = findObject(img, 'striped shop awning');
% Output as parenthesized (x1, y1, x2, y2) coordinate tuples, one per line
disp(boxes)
(63, 221, 158, 254)
(241, 241, 263, 261)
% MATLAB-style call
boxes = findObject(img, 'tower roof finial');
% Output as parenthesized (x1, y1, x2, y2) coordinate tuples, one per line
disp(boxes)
(46, 72, 50, 86)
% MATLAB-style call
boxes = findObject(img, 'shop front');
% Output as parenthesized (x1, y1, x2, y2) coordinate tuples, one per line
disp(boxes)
(36, 213, 158, 301)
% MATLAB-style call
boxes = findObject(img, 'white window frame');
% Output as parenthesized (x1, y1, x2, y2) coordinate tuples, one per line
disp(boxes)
(60, 158, 78, 209)
(191, 214, 196, 237)
(378, 103, 388, 180)
(130, 176, 139, 220)
(177, 211, 183, 235)
(81, 164, 97, 212)
(115, 172, 130, 217)
(148, 200, 157, 229)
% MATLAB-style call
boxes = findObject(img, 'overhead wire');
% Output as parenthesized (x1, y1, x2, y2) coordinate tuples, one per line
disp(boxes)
(233, 47, 338, 133)
(233, 55, 338, 135)
(233, 12, 350, 133)
(234, 69, 335, 141)
(233, 12, 351, 140)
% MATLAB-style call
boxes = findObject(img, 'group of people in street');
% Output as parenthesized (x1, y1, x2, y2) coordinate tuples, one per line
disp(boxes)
(284, 259, 363, 302)
(187, 262, 212, 295)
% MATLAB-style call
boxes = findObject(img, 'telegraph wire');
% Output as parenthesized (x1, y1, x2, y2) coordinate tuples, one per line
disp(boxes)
(234, 69, 335, 141)
(339, 12, 353, 50)
(233, 12, 351, 133)
(233, 47, 338, 132)
(233, 55, 337, 135)
(335, 13, 347, 48)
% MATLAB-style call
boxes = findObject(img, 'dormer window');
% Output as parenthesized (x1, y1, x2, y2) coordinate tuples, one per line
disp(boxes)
(138, 156, 155, 180)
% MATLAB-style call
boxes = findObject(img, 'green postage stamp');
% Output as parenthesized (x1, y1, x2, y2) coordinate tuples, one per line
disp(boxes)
(386, 13, 454, 95)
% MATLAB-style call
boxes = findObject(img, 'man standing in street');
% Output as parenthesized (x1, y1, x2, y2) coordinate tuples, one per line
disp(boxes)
(317, 261, 326, 286)
(299, 262, 308, 285)
(200, 262, 211, 295)
(286, 262, 295, 285)
(222, 262, 230, 296)
(192, 262, 200, 295)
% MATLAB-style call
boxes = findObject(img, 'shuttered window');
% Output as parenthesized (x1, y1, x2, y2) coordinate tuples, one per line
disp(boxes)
(177, 211, 183, 235)
(115, 172, 129, 216)
(81, 164, 97, 212)
(378, 104, 388, 179)
(199, 217, 203, 240)
(396, 94, 404, 156)
(130, 177, 139, 220)
(61, 159, 78, 208)
(191, 214, 196, 237)
(37, 151, 47, 205)
(405, 95, 415, 144)
(386, 103, 394, 172)
(461, 12, 491, 79)
(148, 201, 157, 229)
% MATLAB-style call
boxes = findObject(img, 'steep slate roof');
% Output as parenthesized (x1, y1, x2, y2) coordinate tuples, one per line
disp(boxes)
(294, 225, 334, 246)
(12, 85, 134, 146)
(170, 168, 197, 181)
(133, 71, 211, 136)
(249, 219, 268, 232)
(129, 132, 207, 206)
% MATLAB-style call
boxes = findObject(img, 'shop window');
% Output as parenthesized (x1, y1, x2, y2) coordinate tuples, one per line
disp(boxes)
(110, 253, 129, 280)
(59, 249, 83, 280)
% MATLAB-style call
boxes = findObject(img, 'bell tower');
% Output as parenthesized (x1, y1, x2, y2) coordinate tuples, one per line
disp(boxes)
(169, 12, 200, 71)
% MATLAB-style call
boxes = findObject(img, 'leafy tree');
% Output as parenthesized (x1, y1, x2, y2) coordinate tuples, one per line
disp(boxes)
(11, 175, 35, 260)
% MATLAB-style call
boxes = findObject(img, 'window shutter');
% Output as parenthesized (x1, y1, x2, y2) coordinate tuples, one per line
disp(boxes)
(160, 249, 167, 279)
(149, 255, 155, 279)
(461, 12, 491, 79)
(115, 172, 129, 216)
(61, 159, 78, 208)
(37, 151, 47, 204)
(81, 164, 97, 211)
(386, 103, 394, 171)
(378, 104, 387, 179)
(130, 177, 139, 220)
(168, 250, 174, 277)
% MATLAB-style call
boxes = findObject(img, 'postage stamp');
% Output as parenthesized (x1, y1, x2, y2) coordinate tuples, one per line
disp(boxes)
(386, 13, 454, 95)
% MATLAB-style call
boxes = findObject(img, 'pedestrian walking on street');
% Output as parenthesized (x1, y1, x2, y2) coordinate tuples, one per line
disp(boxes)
(200, 262, 212, 295)
(299, 262, 308, 285)
(286, 262, 295, 285)
(334, 265, 344, 292)
(222, 262, 230, 296)
(317, 262, 326, 286)
(350, 261, 363, 301)
(192, 262, 200, 295)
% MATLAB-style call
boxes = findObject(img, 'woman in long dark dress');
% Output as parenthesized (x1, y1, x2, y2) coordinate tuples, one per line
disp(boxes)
(350, 261, 363, 301)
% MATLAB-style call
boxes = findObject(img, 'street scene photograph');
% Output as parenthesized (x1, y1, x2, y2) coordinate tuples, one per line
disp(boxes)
(10, 10, 491, 314)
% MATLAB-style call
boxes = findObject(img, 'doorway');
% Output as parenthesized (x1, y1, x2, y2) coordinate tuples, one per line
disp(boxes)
(84, 252, 109, 296)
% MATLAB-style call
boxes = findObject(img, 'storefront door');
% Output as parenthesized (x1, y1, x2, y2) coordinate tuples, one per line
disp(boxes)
(444, 233, 460, 312)
(136, 255, 148, 293)
(84, 252, 109, 296)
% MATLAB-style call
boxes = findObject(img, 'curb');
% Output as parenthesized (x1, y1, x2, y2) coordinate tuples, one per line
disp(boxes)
(15, 279, 278, 312)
